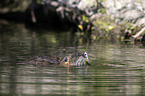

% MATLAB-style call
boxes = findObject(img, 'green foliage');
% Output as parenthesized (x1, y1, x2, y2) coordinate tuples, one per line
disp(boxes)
(36, 0, 42, 4)
(95, 18, 114, 31)
(93, 16, 115, 37)
(87, 0, 97, 7)
(100, 8, 106, 14)
(126, 23, 136, 30)
(82, 15, 89, 23)
(137, 0, 143, 4)
(108, 25, 114, 31)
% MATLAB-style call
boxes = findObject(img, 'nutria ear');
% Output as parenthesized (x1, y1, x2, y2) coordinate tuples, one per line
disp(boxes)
(63, 57, 68, 62)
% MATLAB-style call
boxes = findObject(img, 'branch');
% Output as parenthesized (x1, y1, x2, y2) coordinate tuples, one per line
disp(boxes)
(132, 27, 145, 39)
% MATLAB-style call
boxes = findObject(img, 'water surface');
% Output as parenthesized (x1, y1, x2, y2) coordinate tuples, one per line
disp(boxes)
(0, 22, 145, 96)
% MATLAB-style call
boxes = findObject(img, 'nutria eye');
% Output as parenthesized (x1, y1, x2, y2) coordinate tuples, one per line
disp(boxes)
(84, 52, 87, 55)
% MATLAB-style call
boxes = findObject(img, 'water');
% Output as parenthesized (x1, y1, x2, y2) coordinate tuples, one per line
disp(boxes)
(1, 22, 145, 96)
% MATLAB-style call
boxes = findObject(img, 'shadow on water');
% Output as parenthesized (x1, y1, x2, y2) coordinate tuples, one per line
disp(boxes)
(1, 22, 145, 96)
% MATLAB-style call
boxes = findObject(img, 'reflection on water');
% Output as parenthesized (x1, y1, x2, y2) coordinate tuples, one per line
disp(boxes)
(1, 23, 145, 96)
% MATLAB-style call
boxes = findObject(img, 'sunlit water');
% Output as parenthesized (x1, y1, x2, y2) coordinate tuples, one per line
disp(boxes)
(1, 22, 145, 96)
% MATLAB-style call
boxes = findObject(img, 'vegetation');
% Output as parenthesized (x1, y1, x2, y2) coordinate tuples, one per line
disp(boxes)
(0, 0, 145, 41)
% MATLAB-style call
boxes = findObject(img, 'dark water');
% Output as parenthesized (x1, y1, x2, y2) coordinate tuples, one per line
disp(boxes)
(1, 22, 145, 96)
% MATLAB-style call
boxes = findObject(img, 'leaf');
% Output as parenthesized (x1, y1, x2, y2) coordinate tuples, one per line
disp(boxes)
(78, 25, 83, 30)
(108, 25, 114, 30)
(82, 15, 89, 23)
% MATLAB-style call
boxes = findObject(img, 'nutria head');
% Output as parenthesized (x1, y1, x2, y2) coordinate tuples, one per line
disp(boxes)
(61, 52, 91, 67)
